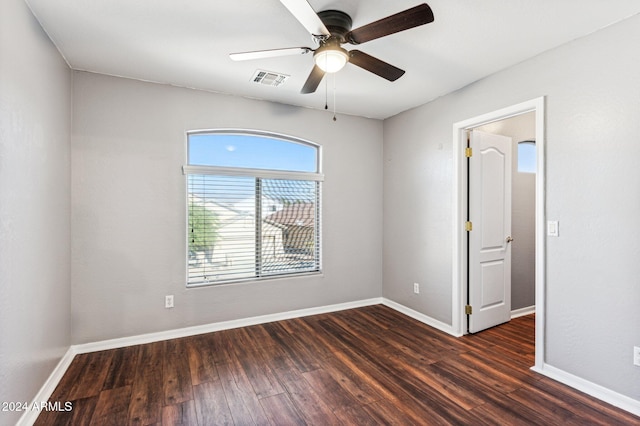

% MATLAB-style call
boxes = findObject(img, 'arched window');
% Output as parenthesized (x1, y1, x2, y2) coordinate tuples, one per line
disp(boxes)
(183, 130, 322, 286)
(517, 140, 536, 173)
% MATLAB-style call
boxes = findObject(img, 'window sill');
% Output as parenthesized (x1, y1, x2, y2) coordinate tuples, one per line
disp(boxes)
(186, 271, 324, 289)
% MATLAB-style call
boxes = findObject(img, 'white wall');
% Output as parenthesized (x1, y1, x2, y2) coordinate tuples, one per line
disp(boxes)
(0, 1, 72, 424)
(71, 71, 383, 344)
(383, 14, 640, 401)
(477, 112, 536, 311)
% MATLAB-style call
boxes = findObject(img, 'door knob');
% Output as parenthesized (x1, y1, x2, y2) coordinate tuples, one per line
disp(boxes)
(506, 236, 514, 243)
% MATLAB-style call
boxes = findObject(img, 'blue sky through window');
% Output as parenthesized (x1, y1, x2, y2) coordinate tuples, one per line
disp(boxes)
(189, 133, 317, 173)
(517, 141, 536, 173)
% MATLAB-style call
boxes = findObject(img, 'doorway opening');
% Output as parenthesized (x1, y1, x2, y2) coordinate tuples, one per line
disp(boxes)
(452, 97, 545, 370)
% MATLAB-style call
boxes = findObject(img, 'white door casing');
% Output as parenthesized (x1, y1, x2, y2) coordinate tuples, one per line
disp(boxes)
(452, 96, 545, 367)
(468, 130, 513, 333)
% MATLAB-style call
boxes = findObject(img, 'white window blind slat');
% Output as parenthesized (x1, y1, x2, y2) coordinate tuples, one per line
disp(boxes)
(183, 165, 324, 182)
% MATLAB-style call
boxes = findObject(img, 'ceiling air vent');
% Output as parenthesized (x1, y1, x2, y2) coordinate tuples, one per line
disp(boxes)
(252, 70, 290, 87)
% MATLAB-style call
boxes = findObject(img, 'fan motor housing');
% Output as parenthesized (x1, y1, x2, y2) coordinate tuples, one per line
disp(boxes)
(317, 10, 353, 42)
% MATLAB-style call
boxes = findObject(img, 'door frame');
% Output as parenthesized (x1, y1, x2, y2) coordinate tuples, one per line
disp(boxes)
(452, 97, 545, 370)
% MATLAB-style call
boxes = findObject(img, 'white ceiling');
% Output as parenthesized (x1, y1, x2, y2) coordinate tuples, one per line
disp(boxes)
(26, 0, 640, 119)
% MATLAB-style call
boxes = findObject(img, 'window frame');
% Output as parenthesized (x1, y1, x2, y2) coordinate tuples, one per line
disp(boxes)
(183, 129, 323, 287)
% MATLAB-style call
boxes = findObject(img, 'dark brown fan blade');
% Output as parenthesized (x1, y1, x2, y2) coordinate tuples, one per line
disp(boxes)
(349, 50, 405, 81)
(346, 3, 434, 45)
(300, 65, 325, 94)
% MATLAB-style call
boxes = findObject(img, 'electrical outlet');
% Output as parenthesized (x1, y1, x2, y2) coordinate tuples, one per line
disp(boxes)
(634, 346, 640, 367)
(165, 295, 174, 309)
(413, 283, 420, 294)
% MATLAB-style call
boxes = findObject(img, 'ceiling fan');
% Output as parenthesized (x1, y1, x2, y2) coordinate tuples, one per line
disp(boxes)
(230, 1, 434, 94)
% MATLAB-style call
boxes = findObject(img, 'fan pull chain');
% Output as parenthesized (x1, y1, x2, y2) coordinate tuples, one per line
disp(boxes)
(324, 75, 328, 110)
(332, 73, 337, 121)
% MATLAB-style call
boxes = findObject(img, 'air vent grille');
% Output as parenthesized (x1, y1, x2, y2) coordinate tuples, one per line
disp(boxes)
(252, 70, 290, 87)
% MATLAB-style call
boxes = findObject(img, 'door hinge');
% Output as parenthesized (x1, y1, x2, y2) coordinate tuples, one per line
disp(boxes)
(465, 147, 473, 157)
(465, 305, 473, 315)
(465, 221, 473, 231)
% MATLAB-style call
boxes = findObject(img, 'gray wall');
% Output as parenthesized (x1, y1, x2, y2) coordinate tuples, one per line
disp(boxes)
(0, 1, 72, 424)
(383, 14, 640, 400)
(477, 112, 536, 311)
(71, 71, 383, 344)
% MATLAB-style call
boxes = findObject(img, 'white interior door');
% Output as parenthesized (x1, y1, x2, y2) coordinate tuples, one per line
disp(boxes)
(468, 130, 513, 333)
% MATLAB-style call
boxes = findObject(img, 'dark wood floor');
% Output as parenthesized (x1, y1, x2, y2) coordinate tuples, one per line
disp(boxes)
(36, 305, 639, 425)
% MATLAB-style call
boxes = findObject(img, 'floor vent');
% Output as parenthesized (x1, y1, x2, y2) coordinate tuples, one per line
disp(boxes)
(252, 70, 289, 87)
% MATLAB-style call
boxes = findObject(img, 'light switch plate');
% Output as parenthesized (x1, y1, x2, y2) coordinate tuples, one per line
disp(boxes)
(547, 221, 559, 237)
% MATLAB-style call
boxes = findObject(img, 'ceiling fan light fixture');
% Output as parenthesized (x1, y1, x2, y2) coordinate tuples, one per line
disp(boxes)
(314, 46, 349, 73)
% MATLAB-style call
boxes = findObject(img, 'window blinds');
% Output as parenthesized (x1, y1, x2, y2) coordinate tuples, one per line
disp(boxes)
(186, 170, 321, 285)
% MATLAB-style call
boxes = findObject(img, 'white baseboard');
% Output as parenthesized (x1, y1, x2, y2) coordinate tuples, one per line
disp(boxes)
(382, 298, 460, 336)
(531, 363, 640, 417)
(73, 297, 383, 354)
(17, 347, 78, 426)
(511, 305, 535, 318)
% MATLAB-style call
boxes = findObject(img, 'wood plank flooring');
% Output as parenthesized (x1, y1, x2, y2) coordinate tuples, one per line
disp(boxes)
(36, 305, 640, 425)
